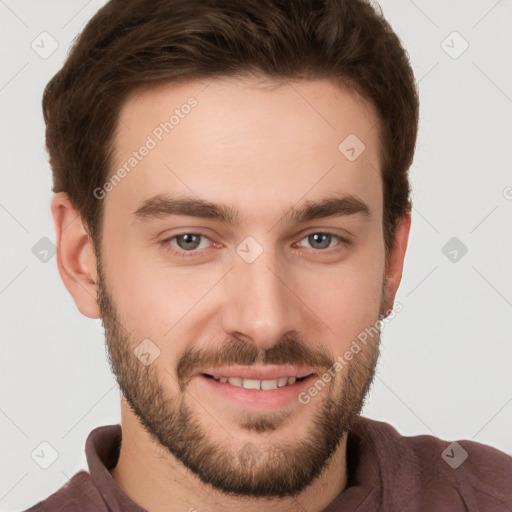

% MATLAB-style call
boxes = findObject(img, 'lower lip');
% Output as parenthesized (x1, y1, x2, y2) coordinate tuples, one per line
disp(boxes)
(197, 373, 317, 410)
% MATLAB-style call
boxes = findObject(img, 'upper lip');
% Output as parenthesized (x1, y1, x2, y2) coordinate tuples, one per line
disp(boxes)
(197, 365, 316, 381)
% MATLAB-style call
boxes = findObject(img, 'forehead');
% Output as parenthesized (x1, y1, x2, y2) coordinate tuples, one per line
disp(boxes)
(106, 76, 383, 227)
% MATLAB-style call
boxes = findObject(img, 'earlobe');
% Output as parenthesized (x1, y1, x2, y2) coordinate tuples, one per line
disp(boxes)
(382, 212, 411, 314)
(51, 192, 101, 319)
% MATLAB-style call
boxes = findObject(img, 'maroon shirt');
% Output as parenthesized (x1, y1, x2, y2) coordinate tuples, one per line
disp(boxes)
(23, 416, 512, 511)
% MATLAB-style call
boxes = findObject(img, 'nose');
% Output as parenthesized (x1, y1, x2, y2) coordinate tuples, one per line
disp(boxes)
(220, 242, 307, 351)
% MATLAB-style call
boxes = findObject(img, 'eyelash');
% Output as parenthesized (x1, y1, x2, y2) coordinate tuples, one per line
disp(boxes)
(160, 231, 351, 259)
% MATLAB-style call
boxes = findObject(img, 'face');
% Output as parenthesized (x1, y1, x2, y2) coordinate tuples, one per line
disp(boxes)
(96, 76, 389, 497)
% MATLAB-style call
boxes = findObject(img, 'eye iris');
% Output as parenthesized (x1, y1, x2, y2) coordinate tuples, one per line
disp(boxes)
(177, 234, 201, 250)
(309, 233, 331, 249)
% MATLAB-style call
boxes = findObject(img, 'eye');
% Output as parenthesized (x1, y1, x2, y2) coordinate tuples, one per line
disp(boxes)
(297, 232, 349, 251)
(161, 231, 351, 259)
(162, 233, 212, 257)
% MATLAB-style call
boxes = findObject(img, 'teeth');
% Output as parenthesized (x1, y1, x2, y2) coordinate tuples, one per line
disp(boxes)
(211, 375, 301, 389)
(227, 377, 243, 387)
(242, 378, 261, 390)
(261, 379, 278, 390)
(277, 377, 289, 387)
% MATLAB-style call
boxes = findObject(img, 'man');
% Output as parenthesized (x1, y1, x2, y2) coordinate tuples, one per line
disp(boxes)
(24, 0, 512, 510)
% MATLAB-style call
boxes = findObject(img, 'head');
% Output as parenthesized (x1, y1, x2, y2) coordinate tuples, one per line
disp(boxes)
(47, 0, 417, 499)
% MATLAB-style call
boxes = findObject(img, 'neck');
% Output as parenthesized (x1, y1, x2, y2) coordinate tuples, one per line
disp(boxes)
(110, 400, 349, 512)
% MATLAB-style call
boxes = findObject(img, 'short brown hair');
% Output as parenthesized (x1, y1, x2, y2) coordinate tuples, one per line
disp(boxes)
(43, 0, 419, 257)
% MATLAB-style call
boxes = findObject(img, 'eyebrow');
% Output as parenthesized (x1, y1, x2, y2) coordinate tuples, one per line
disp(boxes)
(132, 193, 371, 226)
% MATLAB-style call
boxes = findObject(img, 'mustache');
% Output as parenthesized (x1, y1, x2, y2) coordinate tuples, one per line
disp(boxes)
(177, 336, 334, 390)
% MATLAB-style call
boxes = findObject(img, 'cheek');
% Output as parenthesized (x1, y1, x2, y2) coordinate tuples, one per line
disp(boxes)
(304, 241, 385, 352)
(101, 236, 221, 352)
(99, 227, 174, 338)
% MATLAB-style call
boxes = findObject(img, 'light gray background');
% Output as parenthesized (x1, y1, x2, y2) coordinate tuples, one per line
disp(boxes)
(1, 1, 511, 510)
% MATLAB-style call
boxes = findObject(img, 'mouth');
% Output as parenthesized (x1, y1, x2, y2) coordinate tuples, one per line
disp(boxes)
(195, 367, 318, 410)
(202, 373, 311, 390)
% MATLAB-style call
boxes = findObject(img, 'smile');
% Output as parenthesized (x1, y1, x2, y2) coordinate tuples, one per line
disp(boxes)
(203, 374, 308, 390)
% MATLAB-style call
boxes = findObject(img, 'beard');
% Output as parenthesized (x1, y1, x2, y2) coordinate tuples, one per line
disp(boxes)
(97, 262, 387, 498)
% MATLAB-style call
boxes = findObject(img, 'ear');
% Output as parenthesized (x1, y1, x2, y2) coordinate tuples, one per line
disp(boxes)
(51, 192, 100, 319)
(382, 212, 411, 314)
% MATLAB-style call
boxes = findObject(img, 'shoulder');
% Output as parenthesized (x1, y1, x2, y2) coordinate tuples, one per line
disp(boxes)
(353, 416, 512, 510)
(22, 470, 108, 512)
